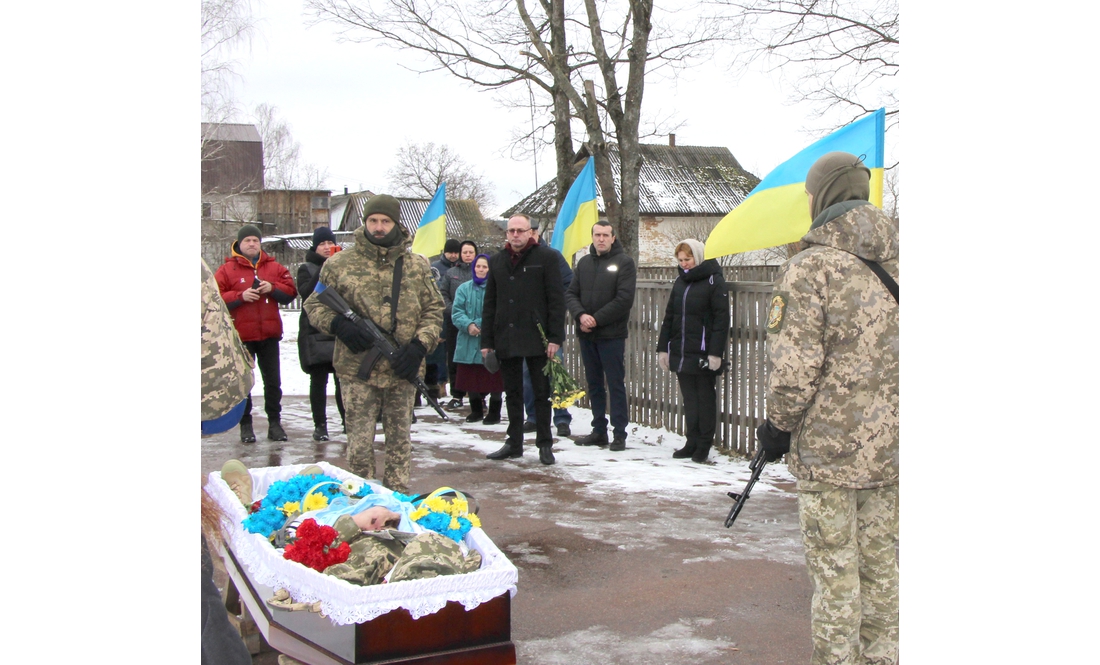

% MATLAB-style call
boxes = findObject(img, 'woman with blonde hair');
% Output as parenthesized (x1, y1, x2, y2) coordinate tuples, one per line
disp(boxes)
(656, 239, 729, 463)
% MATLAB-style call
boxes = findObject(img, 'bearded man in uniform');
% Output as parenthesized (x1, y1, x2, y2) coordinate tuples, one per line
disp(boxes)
(303, 194, 443, 494)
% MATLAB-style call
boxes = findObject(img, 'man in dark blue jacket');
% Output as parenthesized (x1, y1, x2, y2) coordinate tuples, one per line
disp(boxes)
(564, 221, 637, 451)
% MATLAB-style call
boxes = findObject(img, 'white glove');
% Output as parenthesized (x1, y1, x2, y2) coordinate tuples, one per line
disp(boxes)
(708, 355, 721, 371)
(658, 352, 669, 371)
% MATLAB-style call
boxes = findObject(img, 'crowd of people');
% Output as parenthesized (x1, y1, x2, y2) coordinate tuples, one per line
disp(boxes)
(204, 152, 899, 663)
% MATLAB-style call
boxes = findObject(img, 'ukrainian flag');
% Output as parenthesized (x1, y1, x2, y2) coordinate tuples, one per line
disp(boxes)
(550, 157, 599, 262)
(705, 108, 885, 259)
(411, 182, 447, 257)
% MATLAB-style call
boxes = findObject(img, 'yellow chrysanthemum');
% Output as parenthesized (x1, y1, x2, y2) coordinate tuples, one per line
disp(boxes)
(423, 496, 450, 513)
(449, 517, 460, 530)
(303, 493, 329, 511)
(467, 513, 481, 528)
(410, 506, 428, 520)
(280, 501, 300, 516)
(451, 498, 468, 515)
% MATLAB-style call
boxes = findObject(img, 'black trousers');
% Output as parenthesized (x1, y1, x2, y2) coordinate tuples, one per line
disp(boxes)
(677, 372, 718, 448)
(241, 338, 281, 422)
(308, 367, 345, 428)
(501, 355, 551, 447)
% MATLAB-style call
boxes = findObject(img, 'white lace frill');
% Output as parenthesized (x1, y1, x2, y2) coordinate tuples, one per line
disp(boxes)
(205, 461, 518, 626)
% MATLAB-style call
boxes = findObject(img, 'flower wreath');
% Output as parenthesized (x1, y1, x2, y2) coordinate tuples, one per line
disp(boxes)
(241, 474, 372, 539)
(406, 487, 481, 543)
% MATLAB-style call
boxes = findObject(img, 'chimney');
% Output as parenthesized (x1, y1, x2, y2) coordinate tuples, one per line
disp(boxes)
(669, 133, 676, 147)
(344, 186, 348, 195)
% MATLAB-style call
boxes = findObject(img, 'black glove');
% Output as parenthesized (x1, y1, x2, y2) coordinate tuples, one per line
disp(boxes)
(330, 317, 374, 354)
(390, 338, 427, 382)
(756, 420, 791, 463)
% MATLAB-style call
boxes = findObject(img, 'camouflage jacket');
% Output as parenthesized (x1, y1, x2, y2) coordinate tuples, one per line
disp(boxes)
(323, 515, 482, 586)
(201, 258, 254, 421)
(302, 225, 444, 389)
(766, 202, 899, 489)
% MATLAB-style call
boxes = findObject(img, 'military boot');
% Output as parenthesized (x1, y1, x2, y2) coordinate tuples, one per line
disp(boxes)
(240, 420, 256, 444)
(220, 459, 253, 506)
(312, 424, 329, 441)
(268, 420, 288, 442)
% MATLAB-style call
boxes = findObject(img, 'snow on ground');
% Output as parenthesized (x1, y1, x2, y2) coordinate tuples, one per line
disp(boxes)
(250, 311, 332, 397)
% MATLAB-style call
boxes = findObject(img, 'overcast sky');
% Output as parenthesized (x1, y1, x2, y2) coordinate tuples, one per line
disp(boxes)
(223, 0, 884, 219)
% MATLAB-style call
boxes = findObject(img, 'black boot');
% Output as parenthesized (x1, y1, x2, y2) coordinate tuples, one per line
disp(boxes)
(487, 442, 523, 460)
(575, 430, 609, 447)
(312, 424, 329, 441)
(465, 395, 485, 423)
(268, 420, 288, 442)
(240, 420, 256, 444)
(673, 439, 696, 459)
(538, 444, 556, 465)
(691, 441, 712, 463)
(482, 396, 502, 425)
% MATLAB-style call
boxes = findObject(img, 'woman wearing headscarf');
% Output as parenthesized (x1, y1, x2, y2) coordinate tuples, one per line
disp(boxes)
(656, 238, 730, 463)
(450, 254, 504, 424)
(297, 227, 346, 441)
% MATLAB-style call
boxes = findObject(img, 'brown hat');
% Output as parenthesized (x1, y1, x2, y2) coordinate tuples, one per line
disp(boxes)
(362, 194, 401, 224)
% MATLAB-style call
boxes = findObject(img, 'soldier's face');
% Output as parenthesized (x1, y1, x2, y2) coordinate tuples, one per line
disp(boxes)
(316, 240, 336, 258)
(461, 245, 476, 263)
(592, 225, 614, 253)
(365, 214, 396, 239)
(444, 251, 459, 262)
(677, 251, 695, 271)
(474, 257, 489, 279)
(239, 236, 261, 259)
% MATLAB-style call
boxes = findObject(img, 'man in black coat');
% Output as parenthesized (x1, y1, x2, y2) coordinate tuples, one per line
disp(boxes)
(481, 213, 566, 465)
(564, 221, 637, 451)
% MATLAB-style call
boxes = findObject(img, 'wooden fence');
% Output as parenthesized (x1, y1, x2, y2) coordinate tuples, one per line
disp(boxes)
(281, 275, 775, 459)
(636, 265, 780, 284)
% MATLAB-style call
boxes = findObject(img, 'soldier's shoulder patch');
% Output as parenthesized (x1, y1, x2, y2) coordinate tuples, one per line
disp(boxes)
(766, 292, 788, 334)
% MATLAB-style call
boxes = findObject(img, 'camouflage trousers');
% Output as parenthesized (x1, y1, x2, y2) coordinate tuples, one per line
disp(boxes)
(340, 376, 416, 494)
(798, 480, 899, 665)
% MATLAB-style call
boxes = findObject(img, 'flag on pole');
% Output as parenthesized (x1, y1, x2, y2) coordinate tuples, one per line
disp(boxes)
(705, 108, 885, 259)
(410, 182, 447, 257)
(550, 157, 599, 262)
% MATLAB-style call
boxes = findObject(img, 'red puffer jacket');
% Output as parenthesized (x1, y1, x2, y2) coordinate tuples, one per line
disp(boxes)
(214, 245, 297, 342)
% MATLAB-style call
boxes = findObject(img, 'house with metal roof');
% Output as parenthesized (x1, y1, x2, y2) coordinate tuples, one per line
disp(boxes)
(331, 190, 498, 249)
(502, 137, 762, 266)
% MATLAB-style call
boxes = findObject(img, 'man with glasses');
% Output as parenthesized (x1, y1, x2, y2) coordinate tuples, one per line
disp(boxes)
(480, 213, 566, 465)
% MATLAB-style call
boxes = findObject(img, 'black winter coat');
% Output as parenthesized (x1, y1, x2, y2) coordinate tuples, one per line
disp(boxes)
(297, 250, 336, 372)
(564, 238, 637, 340)
(482, 242, 566, 359)
(657, 259, 730, 374)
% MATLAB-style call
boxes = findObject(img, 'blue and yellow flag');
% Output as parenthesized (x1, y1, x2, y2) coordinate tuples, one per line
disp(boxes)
(410, 182, 447, 257)
(705, 108, 885, 259)
(550, 157, 599, 262)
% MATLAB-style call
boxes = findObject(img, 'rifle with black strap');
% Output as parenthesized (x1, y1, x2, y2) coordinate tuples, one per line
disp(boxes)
(313, 281, 449, 421)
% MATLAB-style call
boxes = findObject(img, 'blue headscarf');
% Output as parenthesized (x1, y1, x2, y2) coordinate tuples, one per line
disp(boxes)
(471, 253, 491, 285)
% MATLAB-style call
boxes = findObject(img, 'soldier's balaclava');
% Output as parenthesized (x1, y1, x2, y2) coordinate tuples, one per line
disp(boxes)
(805, 152, 871, 224)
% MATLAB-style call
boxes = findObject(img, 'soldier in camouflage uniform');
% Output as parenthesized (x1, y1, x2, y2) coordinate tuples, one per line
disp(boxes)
(324, 514, 482, 586)
(201, 258, 254, 433)
(303, 195, 444, 494)
(756, 152, 899, 665)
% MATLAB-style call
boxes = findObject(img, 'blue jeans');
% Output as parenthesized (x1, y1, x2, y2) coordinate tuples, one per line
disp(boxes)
(578, 337, 628, 440)
(523, 346, 572, 426)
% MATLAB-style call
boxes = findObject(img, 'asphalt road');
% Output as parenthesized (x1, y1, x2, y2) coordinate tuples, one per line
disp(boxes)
(201, 396, 813, 664)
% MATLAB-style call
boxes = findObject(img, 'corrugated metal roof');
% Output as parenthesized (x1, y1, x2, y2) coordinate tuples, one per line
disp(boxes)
(201, 123, 262, 143)
(262, 231, 355, 250)
(503, 143, 761, 218)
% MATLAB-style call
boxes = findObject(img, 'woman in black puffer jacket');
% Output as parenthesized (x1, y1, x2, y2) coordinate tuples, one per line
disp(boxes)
(657, 238, 730, 463)
(297, 227, 346, 441)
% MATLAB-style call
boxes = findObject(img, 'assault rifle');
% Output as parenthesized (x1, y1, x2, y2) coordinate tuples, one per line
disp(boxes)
(724, 447, 768, 528)
(314, 282, 449, 421)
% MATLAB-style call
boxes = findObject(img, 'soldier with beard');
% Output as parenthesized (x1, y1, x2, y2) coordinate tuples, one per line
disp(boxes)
(303, 195, 444, 494)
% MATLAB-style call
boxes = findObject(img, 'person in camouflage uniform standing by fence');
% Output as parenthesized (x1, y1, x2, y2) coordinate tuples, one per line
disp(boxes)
(303, 194, 443, 494)
(756, 152, 899, 665)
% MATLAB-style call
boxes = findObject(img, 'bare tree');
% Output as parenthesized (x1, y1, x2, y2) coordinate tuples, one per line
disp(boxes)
(883, 164, 899, 225)
(305, 0, 719, 261)
(714, 0, 898, 132)
(253, 103, 328, 190)
(387, 141, 495, 210)
(201, 0, 255, 126)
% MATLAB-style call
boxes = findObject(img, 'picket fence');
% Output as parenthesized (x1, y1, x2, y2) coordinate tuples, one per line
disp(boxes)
(282, 276, 776, 458)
